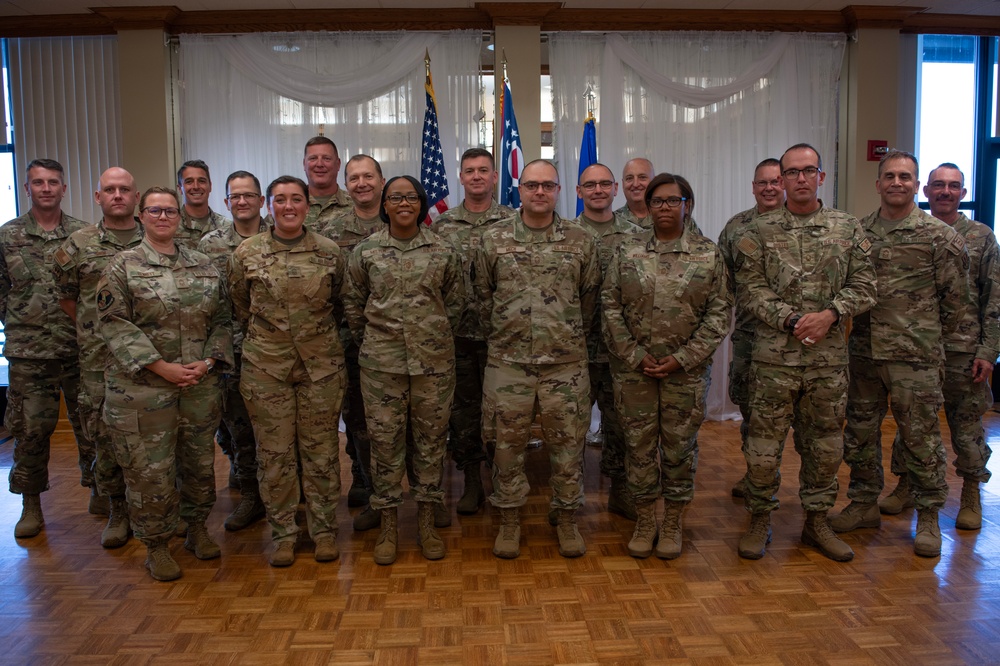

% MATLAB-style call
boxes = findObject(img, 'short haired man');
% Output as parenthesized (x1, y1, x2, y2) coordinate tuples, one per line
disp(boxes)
(736, 143, 876, 561)
(832, 150, 969, 558)
(574, 162, 641, 521)
(615, 158, 655, 229)
(314, 154, 386, 533)
(2, 158, 92, 538)
(718, 158, 785, 498)
(175, 159, 230, 251)
(53, 167, 144, 548)
(197, 171, 269, 532)
(473, 159, 601, 559)
(431, 148, 514, 516)
(303, 136, 352, 229)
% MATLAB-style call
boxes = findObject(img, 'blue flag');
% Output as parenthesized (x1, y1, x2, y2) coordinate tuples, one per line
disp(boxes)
(420, 70, 450, 224)
(499, 80, 523, 209)
(576, 116, 597, 216)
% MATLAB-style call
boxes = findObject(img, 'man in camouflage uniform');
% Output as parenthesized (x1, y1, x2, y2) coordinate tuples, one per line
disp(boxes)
(718, 158, 785, 499)
(473, 159, 601, 559)
(303, 135, 352, 230)
(314, 154, 385, 532)
(615, 158, 655, 229)
(2, 158, 92, 539)
(431, 148, 513, 516)
(736, 143, 877, 562)
(175, 160, 230, 251)
(197, 171, 269, 532)
(832, 150, 969, 558)
(574, 162, 641, 521)
(53, 166, 144, 548)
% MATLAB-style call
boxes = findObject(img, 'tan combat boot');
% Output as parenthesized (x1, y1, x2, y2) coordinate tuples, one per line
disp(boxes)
(556, 509, 586, 558)
(731, 475, 747, 499)
(654, 501, 684, 560)
(914, 509, 942, 557)
(627, 502, 657, 558)
(829, 501, 880, 533)
(434, 502, 452, 528)
(608, 478, 637, 521)
(879, 476, 915, 515)
(738, 512, 772, 560)
(956, 478, 982, 531)
(802, 510, 854, 561)
(88, 486, 110, 516)
(417, 502, 446, 560)
(101, 497, 131, 549)
(145, 543, 181, 581)
(314, 535, 339, 562)
(14, 494, 43, 538)
(374, 507, 398, 565)
(224, 478, 266, 531)
(269, 541, 295, 567)
(456, 464, 485, 515)
(493, 507, 521, 559)
(184, 522, 221, 560)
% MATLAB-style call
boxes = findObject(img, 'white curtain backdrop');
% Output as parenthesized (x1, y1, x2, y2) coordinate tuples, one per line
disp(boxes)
(9, 36, 122, 223)
(179, 32, 481, 214)
(550, 31, 846, 420)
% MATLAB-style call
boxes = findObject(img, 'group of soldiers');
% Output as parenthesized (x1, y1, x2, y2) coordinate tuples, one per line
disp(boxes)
(1, 135, 993, 572)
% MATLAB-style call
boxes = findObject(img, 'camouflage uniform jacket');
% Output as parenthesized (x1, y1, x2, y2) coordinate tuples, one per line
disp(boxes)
(849, 205, 969, 364)
(197, 219, 268, 352)
(228, 230, 345, 383)
(576, 211, 642, 364)
(943, 213, 1000, 363)
(719, 207, 762, 336)
(305, 188, 352, 230)
(53, 218, 144, 372)
(602, 229, 731, 371)
(97, 239, 234, 381)
(473, 212, 601, 365)
(314, 207, 382, 253)
(175, 208, 229, 252)
(0, 210, 89, 359)
(432, 199, 515, 341)
(344, 226, 464, 376)
(737, 205, 877, 367)
(614, 204, 703, 236)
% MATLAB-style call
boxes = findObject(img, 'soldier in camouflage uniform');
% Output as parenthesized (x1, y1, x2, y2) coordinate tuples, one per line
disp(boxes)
(98, 186, 233, 581)
(574, 163, 641, 521)
(602, 173, 731, 560)
(473, 159, 601, 560)
(54, 167, 144, 548)
(833, 152, 971, 558)
(175, 160, 230, 252)
(314, 154, 385, 532)
(2, 158, 92, 539)
(431, 148, 514, 516)
(344, 176, 464, 565)
(229, 176, 346, 568)
(303, 136, 352, 230)
(718, 158, 785, 499)
(615, 158, 655, 230)
(197, 171, 269, 532)
(736, 144, 877, 562)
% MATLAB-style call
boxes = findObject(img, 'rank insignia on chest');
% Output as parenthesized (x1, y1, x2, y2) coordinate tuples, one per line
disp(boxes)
(402, 259, 414, 271)
(287, 265, 303, 278)
(879, 248, 891, 260)
(97, 288, 114, 312)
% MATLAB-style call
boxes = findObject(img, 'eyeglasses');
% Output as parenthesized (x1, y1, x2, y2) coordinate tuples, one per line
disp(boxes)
(520, 181, 559, 193)
(227, 193, 261, 202)
(753, 179, 782, 188)
(580, 180, 615, 191)
(649, 196, 687, 209)
(386, 193, 421, 205)
(927, 181, 964, 192)
(782, 167, 821, 179)
(142, 206, 180, 219)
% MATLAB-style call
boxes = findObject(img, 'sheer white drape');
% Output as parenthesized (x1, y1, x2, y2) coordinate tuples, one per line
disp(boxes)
(8, 36, 122, 223)
(179, 32, 481, 214)
(550, 31, 846, 420)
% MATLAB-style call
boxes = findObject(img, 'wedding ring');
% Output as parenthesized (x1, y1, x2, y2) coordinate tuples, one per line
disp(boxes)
(804, 337, 815, 345)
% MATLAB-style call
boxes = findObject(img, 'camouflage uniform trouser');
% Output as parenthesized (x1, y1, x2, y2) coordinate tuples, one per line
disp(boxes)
(343, 336, 373, 495)
(220, 355, 257, 484)
(744, 361, 847, 514)
(592, 361, 626, 482)
(728, 329, 754, 446)
(361, 368, 455, 509)
(103, 372, 221, 547)
(843, 357, 947, 511)
(7, 356, 91, 494)
(483, 359, 590, 510)
(240, 359, 345, 543)
(611, 356, 709, 505)
(448, 336, 489, 471)
(79, 369, 125, 498)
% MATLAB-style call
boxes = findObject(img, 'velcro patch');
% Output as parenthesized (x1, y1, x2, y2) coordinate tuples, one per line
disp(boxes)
(53, 247, 73, 268)
(857, 237, 872, 255)
(497, 246, 526, 255)
(823, 239, 852, 248)
(97, 288, 115, 312)
(687, 254, 712, 262)
(946, 230, 967, 256)
(736, 236, 760, 257)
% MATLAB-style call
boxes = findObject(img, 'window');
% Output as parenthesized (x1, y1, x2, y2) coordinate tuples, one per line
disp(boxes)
(0, 39, 17, 223)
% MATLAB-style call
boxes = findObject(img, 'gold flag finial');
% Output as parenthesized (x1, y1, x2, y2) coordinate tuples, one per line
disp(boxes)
(424, 48, 431, 79)
(501, 49, 508, 82)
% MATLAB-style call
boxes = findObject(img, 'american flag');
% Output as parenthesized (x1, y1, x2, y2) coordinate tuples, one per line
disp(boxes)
(420, 68, 450, 224)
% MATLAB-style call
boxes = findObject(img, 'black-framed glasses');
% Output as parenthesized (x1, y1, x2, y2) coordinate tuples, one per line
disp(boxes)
(142, 206, 180, 219)
(649, 196, 687, 209)
(386, 193, 421, 205)
(520, 181, 559, 193)
(782, 167, 821, 179)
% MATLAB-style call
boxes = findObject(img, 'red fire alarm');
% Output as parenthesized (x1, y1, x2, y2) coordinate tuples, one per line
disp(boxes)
(867, 140, 888, 161)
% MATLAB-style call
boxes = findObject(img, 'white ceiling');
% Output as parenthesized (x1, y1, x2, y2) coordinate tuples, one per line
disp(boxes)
(2, 0, 1000, 16)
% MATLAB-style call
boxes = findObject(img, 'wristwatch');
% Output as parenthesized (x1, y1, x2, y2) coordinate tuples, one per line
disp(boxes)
(787, 314, 802, 332)
(203, 358, 216, 372)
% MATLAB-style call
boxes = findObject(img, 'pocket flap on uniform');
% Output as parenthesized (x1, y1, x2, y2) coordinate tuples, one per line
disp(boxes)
(103, 403, 139, 433)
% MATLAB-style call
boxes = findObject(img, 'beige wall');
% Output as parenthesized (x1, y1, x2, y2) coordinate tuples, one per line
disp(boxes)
(494, 25, 542, 164)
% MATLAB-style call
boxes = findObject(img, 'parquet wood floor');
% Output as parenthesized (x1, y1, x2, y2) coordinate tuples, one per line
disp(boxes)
(1, 412, 999, 665)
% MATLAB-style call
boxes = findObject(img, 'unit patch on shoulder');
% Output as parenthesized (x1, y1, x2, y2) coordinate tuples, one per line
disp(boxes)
(54, 247, 73, 268)
(736, 235, 760, 257)
(857, 237, 872, 255)
(97, 288, 115, 312)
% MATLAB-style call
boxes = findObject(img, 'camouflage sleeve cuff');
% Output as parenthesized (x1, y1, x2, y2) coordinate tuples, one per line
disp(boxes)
(627, 346, 648, 370)
(975, 345, 999, 365)
(672, 348, 693, 372)
(773, 305, 796, 332)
